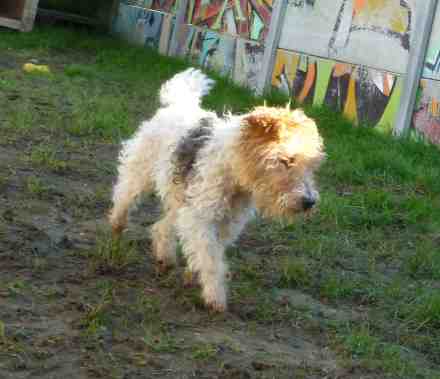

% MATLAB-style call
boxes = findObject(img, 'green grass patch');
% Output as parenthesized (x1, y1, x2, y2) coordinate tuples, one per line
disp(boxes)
(87, 229, 140, 273)
(191, 343, 218, 360)
(27, 145, 68, 172)
(25, 176, 50, 198)
(339, 327, 420, 378)
(278, 257, 312, 288)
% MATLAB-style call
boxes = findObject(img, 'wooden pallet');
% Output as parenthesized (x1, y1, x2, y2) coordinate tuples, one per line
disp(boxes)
(0, 0, 39, 32)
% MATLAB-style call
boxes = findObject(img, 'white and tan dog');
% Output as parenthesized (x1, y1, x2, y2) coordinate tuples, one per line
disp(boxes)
(109, 68, 325, 311)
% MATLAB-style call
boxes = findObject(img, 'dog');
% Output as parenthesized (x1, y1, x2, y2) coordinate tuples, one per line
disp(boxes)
(108, 68, 325, 312)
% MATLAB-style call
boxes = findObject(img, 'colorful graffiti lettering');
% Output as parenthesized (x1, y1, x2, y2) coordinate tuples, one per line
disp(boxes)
(187, 0, 272, 42)
(272, 49, 401, 128)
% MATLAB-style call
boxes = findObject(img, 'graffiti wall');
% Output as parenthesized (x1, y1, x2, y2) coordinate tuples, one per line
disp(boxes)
(113, 3, 175, 54)
(271, 49, 401, 130)
(279, 0, 414, 75)
(424, 0, 440, 81)
(113, 0, 440, 145)
(413, 80, 440, 145)
(186, 0, 272, 42)
(411, 2, 440, 145)
(174, 25, 264, 85)
(114, 0, 269, 90)
(173, 0, 271, 89)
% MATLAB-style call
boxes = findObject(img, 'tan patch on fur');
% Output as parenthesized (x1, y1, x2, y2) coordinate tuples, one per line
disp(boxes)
(242, 107, 296, 143)
(244, 106, 302, 128)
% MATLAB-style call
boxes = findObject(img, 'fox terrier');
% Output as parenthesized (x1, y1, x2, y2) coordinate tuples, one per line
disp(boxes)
(109, 68, 325, 311)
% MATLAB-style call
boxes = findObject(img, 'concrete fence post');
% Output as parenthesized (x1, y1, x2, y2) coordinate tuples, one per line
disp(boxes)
(256, 0, 288, 96)
(393, 0, 439, 137)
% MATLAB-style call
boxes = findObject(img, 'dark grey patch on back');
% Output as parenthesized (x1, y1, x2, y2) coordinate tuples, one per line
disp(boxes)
(172, 117, 215, 185)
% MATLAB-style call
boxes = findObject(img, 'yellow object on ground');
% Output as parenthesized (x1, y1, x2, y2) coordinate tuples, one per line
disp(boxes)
(23, 63, 51, 74)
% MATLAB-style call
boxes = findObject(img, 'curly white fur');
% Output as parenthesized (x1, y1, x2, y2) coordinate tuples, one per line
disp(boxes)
(109, 68, 324, 312)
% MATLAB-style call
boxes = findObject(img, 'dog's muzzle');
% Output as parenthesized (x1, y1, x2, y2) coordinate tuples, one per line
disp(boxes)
(301, 196, 316, 211)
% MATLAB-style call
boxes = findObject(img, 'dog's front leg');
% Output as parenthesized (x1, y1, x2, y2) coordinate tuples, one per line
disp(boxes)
(177, 210, 228, 312)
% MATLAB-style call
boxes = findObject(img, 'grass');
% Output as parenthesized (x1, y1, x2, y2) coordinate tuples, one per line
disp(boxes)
(338, 326, 420, 378)
(80, 282, 115, 339)
(28, 144, 68, 172)
(1, 24, 440, 378)
(191, 343, 218, 360)
(0, 320, 5, 344)
(88, 229, 140, 273)
(278, 256, 311, 288)
(25, 176, 50, 197)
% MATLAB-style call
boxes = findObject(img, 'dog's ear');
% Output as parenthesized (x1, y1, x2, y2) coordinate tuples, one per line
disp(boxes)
(242, 107, 298, 142)
(243, 112, 282, 136)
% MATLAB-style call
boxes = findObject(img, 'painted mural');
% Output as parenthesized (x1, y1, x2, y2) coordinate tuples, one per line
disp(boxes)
(272, 49, 401, 129)
(425, 47, 440, 81)
(114, 3, 264, 89)
(112, 1, 440, 145)
(113, 4, 175, 54)
(412, 80, 440, 145)
(413, 2, 440, 145)
(233, 39, 264, 89)
(174, 24, 264, 88)
(122, 0, 179, 14)
(174, 27, 236, 75)
(279, 0, 414, 75)
(186, 0, 272, 42)
(424, 2, 440, 80)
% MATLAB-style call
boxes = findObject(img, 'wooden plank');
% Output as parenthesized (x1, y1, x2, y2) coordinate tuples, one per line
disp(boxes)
(0, 0, 25, 20)
(0, 0, 39, 32)
(0, 16, 22, 30)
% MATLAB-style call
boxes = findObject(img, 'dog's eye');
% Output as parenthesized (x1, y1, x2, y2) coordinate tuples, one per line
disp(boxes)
(279, 156, 296, 169)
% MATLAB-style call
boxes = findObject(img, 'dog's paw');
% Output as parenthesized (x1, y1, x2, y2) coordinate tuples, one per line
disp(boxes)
(155, 258, 174, 274)
(111, 223, 125, 239)
(203, 286, 227, 313)
(206, 299, 227, 313)
(183, 270, 198, 288)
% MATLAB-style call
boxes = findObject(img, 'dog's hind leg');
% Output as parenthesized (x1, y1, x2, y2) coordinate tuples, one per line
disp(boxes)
(109, 172, 153, 237)
(151, 206, 178, 272)
(109, 135, 155, 237)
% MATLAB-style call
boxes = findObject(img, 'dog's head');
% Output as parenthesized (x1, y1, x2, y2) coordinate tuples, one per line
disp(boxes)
(235, 106, 325, 220)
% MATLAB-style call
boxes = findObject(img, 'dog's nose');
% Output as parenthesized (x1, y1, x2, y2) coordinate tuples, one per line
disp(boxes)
(302, 197, 316, 211)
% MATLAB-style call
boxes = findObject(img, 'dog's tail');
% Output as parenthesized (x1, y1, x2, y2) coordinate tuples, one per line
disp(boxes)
(159, 68, 215, 107)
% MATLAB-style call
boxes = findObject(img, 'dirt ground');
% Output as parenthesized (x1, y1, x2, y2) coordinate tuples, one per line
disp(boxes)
(1, 32, 438, 379)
